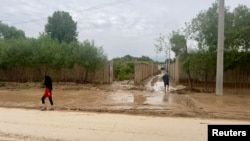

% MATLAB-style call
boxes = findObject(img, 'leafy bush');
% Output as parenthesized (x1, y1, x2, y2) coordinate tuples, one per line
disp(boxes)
(113, 55, 154, 81)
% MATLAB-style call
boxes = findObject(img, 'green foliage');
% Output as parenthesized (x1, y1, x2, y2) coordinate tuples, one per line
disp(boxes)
(76, 40, 107, 82)
(172, 3, 250, 90)
(228, 5, 250, 51)
(169, 31, 187, 56)
(113, 55, 152, 81)
(77, 40, 107, 71)
(0, 22, 25, 39)
(224, 51, 250, 71)
(181, 50, 216, 74)
(0, 23, 107, 82)
(187, 3, 250, 52)
(0, 38, 31, 69)
(187, 3, 219, 51)
(45, 11, 78, 43)
(117, 65, 133, 80)
(113, 55, 153, 62)
(137, 56, 153, 61)
(113, 60, 134, 81)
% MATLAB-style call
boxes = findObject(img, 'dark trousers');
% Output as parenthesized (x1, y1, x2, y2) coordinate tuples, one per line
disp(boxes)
(164, 81, 169, 87)
(41, 96, 53, 105)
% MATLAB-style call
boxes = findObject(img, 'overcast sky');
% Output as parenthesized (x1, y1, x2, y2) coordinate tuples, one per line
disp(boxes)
(1, 0, 250, 61)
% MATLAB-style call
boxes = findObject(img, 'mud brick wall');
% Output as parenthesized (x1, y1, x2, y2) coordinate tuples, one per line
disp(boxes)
(134, 61, 160, 85)
(0, 61, 113, 84)
(168, 57, 250, 86)
(168, 57, 180, 83)
(50, 61, 113, 83)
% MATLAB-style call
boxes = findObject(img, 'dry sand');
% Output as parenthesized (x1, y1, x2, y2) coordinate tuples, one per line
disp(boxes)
(1, 107, 250, 141)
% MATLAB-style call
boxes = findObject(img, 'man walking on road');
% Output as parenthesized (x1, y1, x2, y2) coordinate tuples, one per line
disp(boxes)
(41, 75, 54, 110)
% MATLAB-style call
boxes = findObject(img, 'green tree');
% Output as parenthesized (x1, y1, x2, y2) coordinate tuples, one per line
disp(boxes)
(35, 34, 60, 75)
(0, 22, 25, 39)
(228, 5, 250, 51)
(169, 31, 194, 90)
(185, 50, 216, 92)
(113, 60, 134, 81)
(45, 11, 78, 43)
(0, 38, 32, 81)
(76, 40, 107, 83)
(113, 55, 153, 81)
(188, 3, 221, 51)
(137, 56, 153, 61)
(169, 31, 187, 57)
(183, 4, 250, 92)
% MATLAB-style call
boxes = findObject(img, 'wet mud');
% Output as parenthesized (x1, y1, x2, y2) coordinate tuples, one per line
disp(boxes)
(0, 74, 249, 120)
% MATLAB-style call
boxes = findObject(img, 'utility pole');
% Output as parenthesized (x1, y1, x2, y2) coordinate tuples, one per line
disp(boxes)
(163, 36, 170, 73)
(216, 0, 225, 95)
(168, 45, 170, 73)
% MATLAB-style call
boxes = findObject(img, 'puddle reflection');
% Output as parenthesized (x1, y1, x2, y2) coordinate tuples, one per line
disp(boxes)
(163, 93, 169, 102)
(110, 90, 181, 105)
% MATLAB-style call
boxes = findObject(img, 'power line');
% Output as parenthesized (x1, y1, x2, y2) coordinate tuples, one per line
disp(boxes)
(75, 0, 130, 12)
(9, 0, 130, 25)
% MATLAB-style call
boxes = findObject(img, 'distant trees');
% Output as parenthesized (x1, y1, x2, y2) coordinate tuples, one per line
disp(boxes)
(0, 10, 107, 83)
(113, 55, 153, 80)
(0, 22, 25, 39)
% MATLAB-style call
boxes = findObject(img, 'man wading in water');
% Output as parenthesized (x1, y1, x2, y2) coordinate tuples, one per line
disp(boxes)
(162, 72, 169, 93)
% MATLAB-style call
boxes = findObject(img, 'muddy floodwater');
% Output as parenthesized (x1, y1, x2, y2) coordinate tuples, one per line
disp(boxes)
(0, 74, 250, 120)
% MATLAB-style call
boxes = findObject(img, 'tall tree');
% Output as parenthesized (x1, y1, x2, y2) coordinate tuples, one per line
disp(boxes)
(45, 11, 78, 43)
(169, 31, 194, 90)
(187, 3, 219, 51)
(169, 31, 187, 57)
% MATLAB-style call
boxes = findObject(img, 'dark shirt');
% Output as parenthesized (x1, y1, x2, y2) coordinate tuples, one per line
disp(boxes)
(44, 76, 53, 91)
(162, 73, 169, 83)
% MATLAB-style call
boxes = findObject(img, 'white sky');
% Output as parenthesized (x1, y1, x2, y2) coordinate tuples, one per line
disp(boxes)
(1, 0, 250, 61)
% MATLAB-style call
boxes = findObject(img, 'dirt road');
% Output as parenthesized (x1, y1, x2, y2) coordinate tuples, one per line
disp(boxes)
(0, 73, 250, 120)
(1, 108, 249, 141)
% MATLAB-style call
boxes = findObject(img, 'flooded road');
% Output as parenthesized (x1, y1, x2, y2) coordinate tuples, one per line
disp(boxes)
(0, 73, 250, 140)
(0, 73, 249, 120)
(1, 107, 250, 141)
